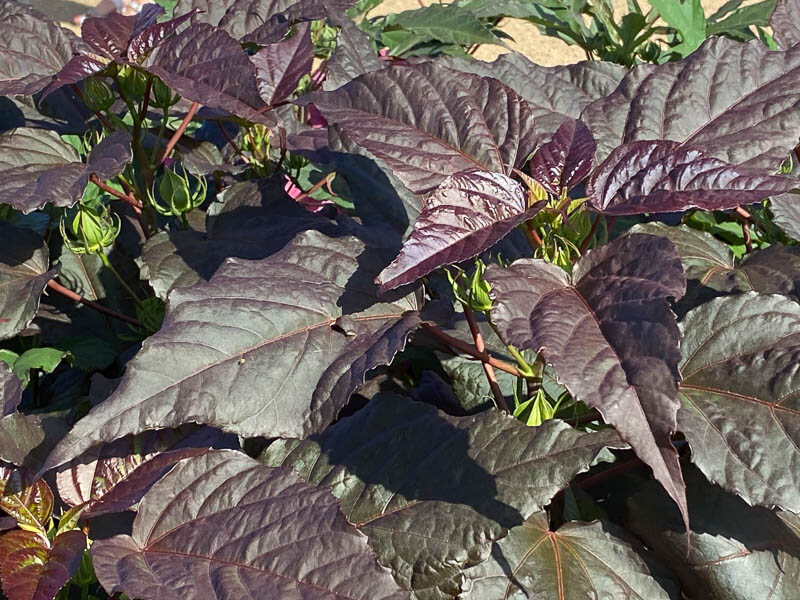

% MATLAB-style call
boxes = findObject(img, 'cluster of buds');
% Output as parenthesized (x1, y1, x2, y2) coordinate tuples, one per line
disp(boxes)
(60, 203, 121, 255)
(446, 259, 493, 313)
(148, 167, 208, 218)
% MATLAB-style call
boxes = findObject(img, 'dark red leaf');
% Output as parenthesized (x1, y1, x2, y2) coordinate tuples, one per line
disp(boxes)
(529, 119, 595, 195)
(250, 22, 313, 106)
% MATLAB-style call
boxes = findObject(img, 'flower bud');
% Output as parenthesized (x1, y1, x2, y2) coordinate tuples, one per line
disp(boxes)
(152, 77, 180, 109)
(151, 167, 207, 217)
(83, 77, 115, 112)
(60, 203, 121, 255)
(118, 66, 148, 97)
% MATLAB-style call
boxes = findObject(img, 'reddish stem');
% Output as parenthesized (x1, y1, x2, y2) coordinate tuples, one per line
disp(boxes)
(578, 214, 602, 254)
(422, 323, 521, 378)
(89, 174, 142, 211)
(527, 222, 544, 247)
(159, 101, 200, 165)
(295, 173, 335, 202)
(216, 121, 251, 164)
(47, 280, 141, 327)
(139, 77, 153, 122)
(463, 306, 510, 413)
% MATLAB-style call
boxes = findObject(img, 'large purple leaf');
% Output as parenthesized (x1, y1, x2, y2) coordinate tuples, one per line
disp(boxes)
(55, 427, 228, 518)
(486, 233, 689, 528)
(38, 56, 106, 101)
(587, 140, 796, 215)
(460, 513, 678, 599)
(262, 395, 623, 597)
(142, 23, 275, 125)
(0, 530, 86, 600)
(41, 232, 420, 475)
(324, 17, 384, 91)
(0, 129, 132, 213)
(173, 0, 353, 41)
(581, 37, 800, 172)
(0, 1, 75, 96)
(91, 450, 407, 599)
(771, 192, 800, 241)
(0, 224, 58, 342)
(305, 62, 540, 193)
(678, 292, 800, 513)
(0, 413, 70, 472)
(250, 22, 313, 106)
(376, 170, 543, 293)
(529, 119, 595, 195)
(0, 365, 21, 418)
(438, 54, 626, 138)
(770, 0, 800, 49)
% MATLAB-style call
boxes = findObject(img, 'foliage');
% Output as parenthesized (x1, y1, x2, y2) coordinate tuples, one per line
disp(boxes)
(0, 0, 799, 598)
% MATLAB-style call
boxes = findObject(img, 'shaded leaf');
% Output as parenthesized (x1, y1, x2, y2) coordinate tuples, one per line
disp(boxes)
(262, 395, 622, 597)
(0, 129, 132, 213)
(0, 466, 52, 531)
(0, 530, 86, 600)
(438, 54, 626, 137)
(251, 22, 313, 105)
(587, 140, 795, 215)
(628, 465, 800, 600)
(0, 223, 57, 341)
(459, 513, 678, 599)
(43, 231, 420, 474)
(770, 0, 800, 49)
(487, 233, 689, 528)
(0, 1, 75, 96)
(305, 62, 539, 193)
(91, 450, 407, 599)
(770, 192, 800, 241)
(678, 292, 800, 512)
(139, 177, 341, 297)
(142, 23, 275, 125)
(0, 365, 21, 417)
(0, 413, 70, 472)
(324, 17, 384, 91)
(529, 119, 594, 195)
(388, 4, 502, 47)
(376, 171, 543, 292)
(56, 427, 228, 518)
(581, 37, 800, 171)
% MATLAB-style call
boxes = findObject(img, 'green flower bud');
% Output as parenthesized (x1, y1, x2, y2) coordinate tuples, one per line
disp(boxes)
(118, 66, 148, 97)
(637, 41, 661, 63)
(152, 77, 180, 109)
(60, 203, 121, 255)
(150, 167, 208, 217)
(446, 259, 493, 313)
(83, 77, 115, 112)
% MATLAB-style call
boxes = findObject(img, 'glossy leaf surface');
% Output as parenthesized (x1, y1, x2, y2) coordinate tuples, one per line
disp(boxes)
(528, 119, 594, 195)
(250, 23, 313, 106)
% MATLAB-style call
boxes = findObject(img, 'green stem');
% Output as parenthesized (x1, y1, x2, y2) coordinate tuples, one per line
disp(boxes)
(149, 107, 169, 164)
(97, 251, 145, 308)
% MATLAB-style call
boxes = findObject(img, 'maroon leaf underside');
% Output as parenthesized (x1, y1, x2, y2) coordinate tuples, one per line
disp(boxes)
(376, 170, 543, 292)
(529, 118, 595, 195)
(306, 62, 540, 193)
(486, 233, 689, 529)
(770, 0, 800, 49)
(588, 140, 797, 215)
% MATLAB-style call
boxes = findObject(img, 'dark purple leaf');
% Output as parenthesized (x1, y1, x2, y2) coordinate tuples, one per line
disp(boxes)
(678, 293, 800, 513)
(0, 223, 58, 341)
(262, 395, 623, 596)
(0, 466, 52, 531)
(487, 233, 689, 529)
(55, 427, 227, 518)
(38, 56, 106, 100)
(771, 192, 800, 241)
(0, 365, 21, 418)
(438, 54, 626, 137)
(529, 119, 595, 195)
(581, 37, 800, 172)
(460, 513, 678, 599)
(0, 1, 75, 96)
(324, 17, 384, 91)
(376, 170, 543, 293)
(250, 22, 313, 105)
(770, 0, 800, 49)
(0, 412, 71, 472)
(305, 62, 540, 193)
(140, 177, 341, 297)
(127, 9, 198, 63)
(173, 0, 354, 41)
(81, 12, 145, 59)
(91, 450, 407, 600)
(0, 530, 86, 600)
(588, 140, 795, 215)
(142, 23, 275, 125)
(41, 232, 421, 475)
(0, 129, 132, 213)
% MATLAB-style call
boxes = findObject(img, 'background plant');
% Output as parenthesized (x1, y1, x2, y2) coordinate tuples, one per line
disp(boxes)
(0, 0, 799, 597)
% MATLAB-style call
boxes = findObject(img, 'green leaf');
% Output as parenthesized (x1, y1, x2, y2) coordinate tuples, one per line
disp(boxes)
(385, 4, 503, 47)
(650, 0, 706, 55)
(459, 513, 679, 599)
(10, 348, 69, 386)
(678, 292, 800, 512)
(706, 0, 777, 37)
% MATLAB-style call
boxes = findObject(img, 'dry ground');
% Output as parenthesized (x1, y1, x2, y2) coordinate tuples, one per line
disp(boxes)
(32, 0, 762, 65)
